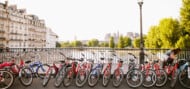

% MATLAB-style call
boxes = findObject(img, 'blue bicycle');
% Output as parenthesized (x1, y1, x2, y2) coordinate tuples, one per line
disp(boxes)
(178, 59, 190, 89)
(87, 53, 104, 87)
(25, 60, 49, 79)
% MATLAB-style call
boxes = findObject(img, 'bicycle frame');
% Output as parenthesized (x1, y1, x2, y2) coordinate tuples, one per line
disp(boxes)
(28, 61, 45, 76)
(165, 63, 178, 78)
(103, 62, 112, 76)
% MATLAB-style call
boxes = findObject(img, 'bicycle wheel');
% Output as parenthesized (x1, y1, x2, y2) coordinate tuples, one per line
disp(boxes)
(155, 69, 167, 87)
(170, 70, 178, 88)
(42, 67, 52, 87)
(0, 70, 14, 89)
(102, 69, 111, 87)
(63, 67, 74, 87)
(37, 64, 49, 79)
(54, 66, 66, 88)
(88, 70, 100, 87)
(75, 69, 88, 87)
(19, 67, 33, 86)
(112, 69, 124, 87)
(179, 70, 190, 88)
(142, 69, 157, 88)
(126, 69, 143, 88)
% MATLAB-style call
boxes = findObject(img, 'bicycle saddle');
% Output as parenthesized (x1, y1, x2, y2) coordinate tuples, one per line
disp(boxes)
(78, 58, 84, 62)
(87, 59, 94, 62)
(58, 60, 65, 63)
(25, 60, 32, 64)
(154, 60, 159, 63)
(144, 61, 148, 64)
(100, 57, 104, 60)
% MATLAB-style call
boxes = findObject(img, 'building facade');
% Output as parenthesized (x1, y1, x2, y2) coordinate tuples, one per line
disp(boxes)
(0, 1, 57, 48)
(46, 28, 58, 48)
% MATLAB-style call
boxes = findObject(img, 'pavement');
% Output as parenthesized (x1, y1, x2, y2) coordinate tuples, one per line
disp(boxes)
(10, 77, 186, 89)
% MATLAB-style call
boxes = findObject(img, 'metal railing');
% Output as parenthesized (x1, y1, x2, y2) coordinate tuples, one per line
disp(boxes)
(0, 48, 189, 64)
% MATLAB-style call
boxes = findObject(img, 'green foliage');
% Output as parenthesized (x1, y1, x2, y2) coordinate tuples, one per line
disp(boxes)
(109, 36, 115, 48)
(87, 39, 99, 47)
(176, 34, 190, 49)
(159, 18, 181, 48)
(118, 35, 124, 48)
(100, 42, 109, 47)
(133, 37, 140, 48)
(180, 0, 190, 33)
(56, 42, 61, 48)
(61, 41, 71, 47)
(123, 36, 132, 47)
(145, 25, 162, 48)
(71, 40, 82, 47)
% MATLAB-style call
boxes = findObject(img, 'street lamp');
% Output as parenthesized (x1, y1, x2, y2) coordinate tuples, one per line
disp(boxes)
(138, 0, 144, 64)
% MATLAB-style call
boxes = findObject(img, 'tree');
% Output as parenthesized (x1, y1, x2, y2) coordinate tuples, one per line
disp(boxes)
(56, 42, 61, 48)
(60, 41, 71, 47)
(109, 36, 115, 48)
(158, 18, 181, 48)
(87, 39, 99, 47)
(176, 34, 190, 49)
(133, 37, 140, 48)
(71, 40, 82, 47)
(145, 25, 162, 48)
(118, 35, 124, 48)
(180, 0, 190, 34)
(123, 36, 132, 47)
(100, 42, 109, 47)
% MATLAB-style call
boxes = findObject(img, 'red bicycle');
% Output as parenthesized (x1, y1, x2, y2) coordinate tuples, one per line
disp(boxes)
(42, 60, 65, 87)
(112, 53, 124, 87)
(1, 54, 33, 87)
(140, 60, 157, 88)
(63, 53, 89, 87)
(0, 60, 15, 89)
(102, 58, 113, 87)
(164, 61, 178, 88)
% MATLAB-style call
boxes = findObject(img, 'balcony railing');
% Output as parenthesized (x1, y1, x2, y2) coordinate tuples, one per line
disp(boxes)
(0, 48, 189, 65)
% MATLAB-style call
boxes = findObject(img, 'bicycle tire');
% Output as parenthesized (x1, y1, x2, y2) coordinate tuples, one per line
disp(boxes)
(112, 69, 124, 87)
(19, 67, 33, 86)
(126, 69, 143, 88)
(0, 70, 14, 89)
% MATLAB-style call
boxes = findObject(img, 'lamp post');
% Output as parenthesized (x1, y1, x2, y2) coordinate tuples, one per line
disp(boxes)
(138, 0, 144, 64)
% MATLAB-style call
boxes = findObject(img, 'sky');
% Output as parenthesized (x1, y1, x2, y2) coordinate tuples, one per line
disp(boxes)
(1, 0, 182, 41)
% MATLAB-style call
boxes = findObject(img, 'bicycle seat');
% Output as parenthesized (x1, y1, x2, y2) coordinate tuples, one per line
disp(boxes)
(154, 60, 159, 63)
(129, 58, 134, 62)
(78, 58, 84, 62)
(58, 60, 65, 63)
(100, 57, 104, 60)
(108, 58, 113, 61)
(67, 57, 74, 60)
(87, 59, 94, 62)
(144, 61, 148, 64)
(25, 60, 32, 64)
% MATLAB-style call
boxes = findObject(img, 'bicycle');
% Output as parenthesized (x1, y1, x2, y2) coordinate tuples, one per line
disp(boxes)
(63, 53, 89, 87)
(42, 60, 65, 87)
(26, 60, 49, 79)
(164, 59, 178, 88)
(150, 53, 167, 87)
(0, 69, 14, 89)
(125, 53, 143, 88)
(112, 53, 124, 87)
(178, 59, 190, 89)
(102, 57, 113, 87)
(140, 54, 157, 88)
(88, 52, 104, 87)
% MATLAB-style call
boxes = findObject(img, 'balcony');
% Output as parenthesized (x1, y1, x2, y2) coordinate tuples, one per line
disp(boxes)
(0, 30, 5, 33)
(0, 37, 6, 40)
(10, 39, 22, 41)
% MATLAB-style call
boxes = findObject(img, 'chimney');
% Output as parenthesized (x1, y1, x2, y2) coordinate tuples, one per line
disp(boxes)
(5, 0, 8, 9)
